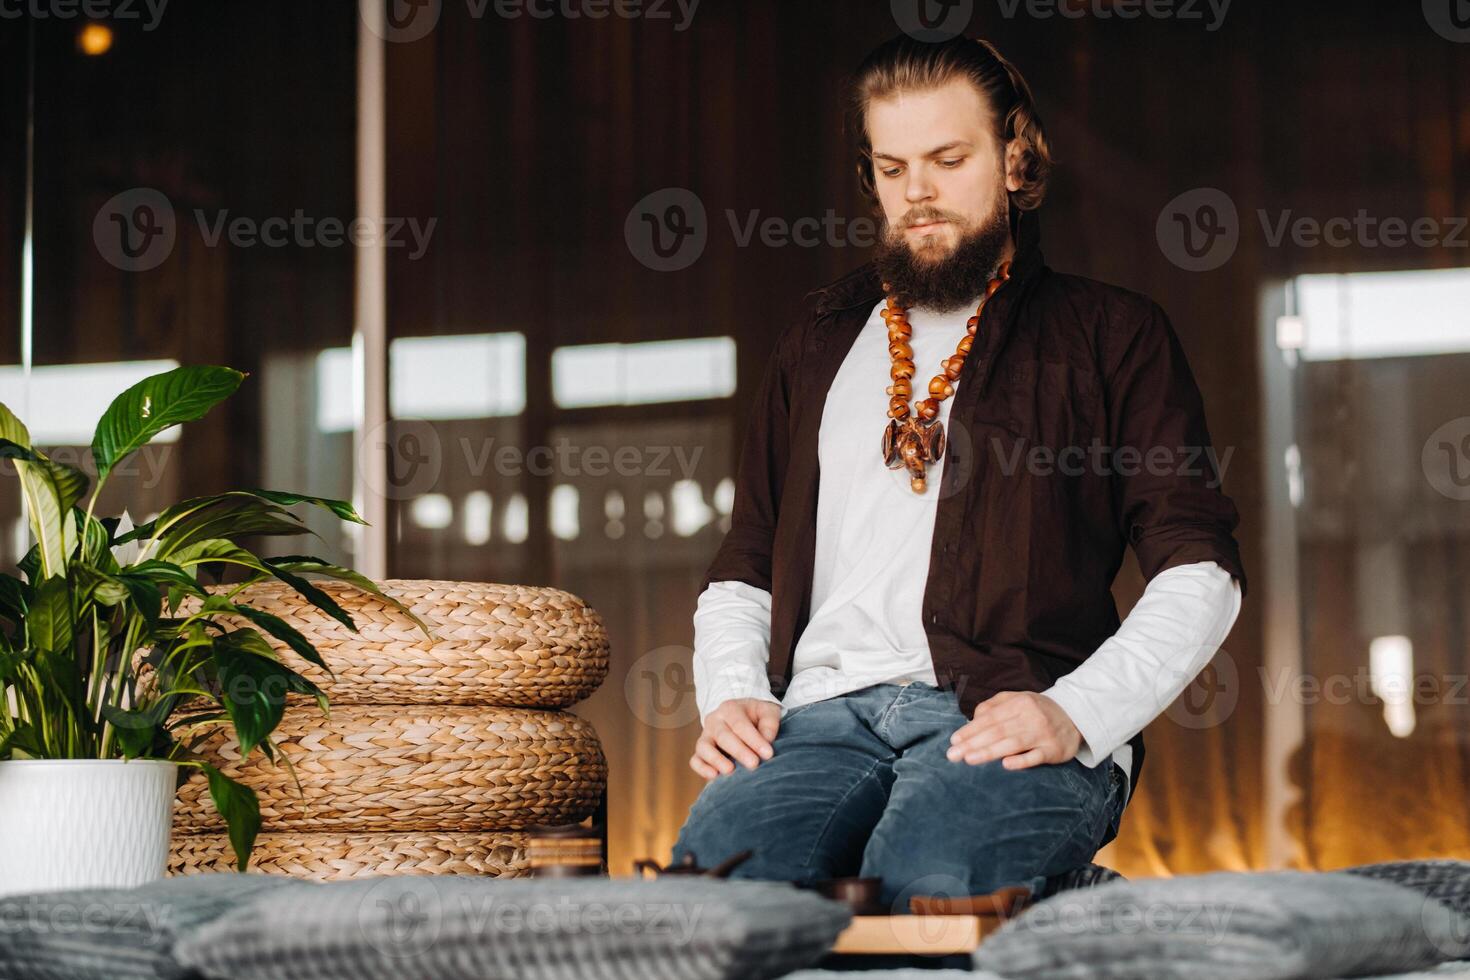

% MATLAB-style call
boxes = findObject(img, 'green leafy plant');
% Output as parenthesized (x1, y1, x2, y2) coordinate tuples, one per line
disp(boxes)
(0, 365, 429, 870)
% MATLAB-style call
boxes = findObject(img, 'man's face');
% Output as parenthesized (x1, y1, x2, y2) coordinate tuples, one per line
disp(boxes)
(866, 78, 1022, 264)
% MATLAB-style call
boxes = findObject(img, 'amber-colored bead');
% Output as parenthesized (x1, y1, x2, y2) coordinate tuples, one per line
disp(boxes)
(917, 400, 939, 420)
(958, 335, 974, 353)
(889, 341, 913, 360)
(887, 379, 912, 397)
(889, 397, 910, 417)
(928, 377, 953, 398)
(892, 362, 915, 381)
(967, 316, 980, 328)
(943, 359, 962, 381)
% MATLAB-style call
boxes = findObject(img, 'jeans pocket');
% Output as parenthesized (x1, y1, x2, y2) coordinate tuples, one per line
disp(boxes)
(1097, 764, 1126, 847)
(1058, 760, 1115, 847)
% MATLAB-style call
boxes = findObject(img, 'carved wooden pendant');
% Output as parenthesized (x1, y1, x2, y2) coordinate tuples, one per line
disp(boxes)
(882, 415, 946, 493)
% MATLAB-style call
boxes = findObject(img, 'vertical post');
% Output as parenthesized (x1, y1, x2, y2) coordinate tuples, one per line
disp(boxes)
(1259, 281, 1308, 869)
(20, 20, 35, 417)
(354, 4, 390, 580)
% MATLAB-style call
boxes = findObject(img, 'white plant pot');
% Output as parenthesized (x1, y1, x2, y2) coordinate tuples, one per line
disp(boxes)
(0, 759, 178, 897)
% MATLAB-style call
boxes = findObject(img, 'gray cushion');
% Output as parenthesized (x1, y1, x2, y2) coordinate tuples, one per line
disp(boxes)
(173, 874, 853, 980)
(0, 873, 309, 980)
(1342, 860, 1470, 925)
(973, 869, 1470, 980)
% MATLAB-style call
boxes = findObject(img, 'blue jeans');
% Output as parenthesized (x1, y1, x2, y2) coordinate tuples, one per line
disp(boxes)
(672, 682, 1127, 911)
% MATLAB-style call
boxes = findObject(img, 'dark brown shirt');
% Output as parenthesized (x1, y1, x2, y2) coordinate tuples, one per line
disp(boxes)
(701, 211, 1248, 793)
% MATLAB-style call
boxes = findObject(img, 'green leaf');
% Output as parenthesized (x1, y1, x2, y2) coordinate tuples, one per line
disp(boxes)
(0, 723, 44, 760)
(201, 762, 260, 872)
(16, 543, 39, 583)
(270, 556, 434, 640)
(112, 571, 171, 632)
(0, 441, 90, 579)
(168, 538, 269, 573)
(91, 366, 245, 482)
(0, 401, 32, 448)
(80, 510, 118, 569)
(25, 575, 74, 654)
(144, 497, 315, 559)
(119, 489, 359, 553)
(72, 564, 131, 606)
(260, 560, 357, 634)
(213, 630, 327, 757)
(0, 573, 31, 622)
(230, 604, 332, 674)
(101, 697, 174, 758)
(238, 489, 367, 525)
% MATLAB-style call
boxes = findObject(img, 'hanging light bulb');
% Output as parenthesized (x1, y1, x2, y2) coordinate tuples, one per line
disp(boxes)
(77, 23, 114, 57)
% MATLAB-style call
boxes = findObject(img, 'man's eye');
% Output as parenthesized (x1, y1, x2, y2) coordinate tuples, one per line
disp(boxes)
(939, 158, 964, 168)
(880, 167, 903, 178)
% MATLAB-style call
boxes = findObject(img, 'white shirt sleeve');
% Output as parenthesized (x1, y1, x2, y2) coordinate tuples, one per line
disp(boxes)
(692, 580, 784, 724)
(1041, 560, 1243, 768)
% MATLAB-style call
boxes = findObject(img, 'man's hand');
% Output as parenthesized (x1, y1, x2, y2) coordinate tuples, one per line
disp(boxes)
(946, 691, 1083, 770)
(689, 698, 781, 780)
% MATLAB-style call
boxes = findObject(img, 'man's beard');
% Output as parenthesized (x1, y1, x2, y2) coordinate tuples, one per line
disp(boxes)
(873, 201, 1012, 314)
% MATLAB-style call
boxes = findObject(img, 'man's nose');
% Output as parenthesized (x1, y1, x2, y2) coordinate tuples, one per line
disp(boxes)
(904, 166, 936, 204)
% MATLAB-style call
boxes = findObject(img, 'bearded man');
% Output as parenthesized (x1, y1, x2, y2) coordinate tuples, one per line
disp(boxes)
(673, 33, 1247, 911)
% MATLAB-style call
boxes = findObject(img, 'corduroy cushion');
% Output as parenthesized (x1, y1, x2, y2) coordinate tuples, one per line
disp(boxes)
(973, 870, 1470, 980)
(0, 873, 308, 980)
(173, 875, 852, 980)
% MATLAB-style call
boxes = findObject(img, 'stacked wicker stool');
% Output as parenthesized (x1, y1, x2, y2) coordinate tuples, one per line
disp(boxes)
(168, 579, 609, 880)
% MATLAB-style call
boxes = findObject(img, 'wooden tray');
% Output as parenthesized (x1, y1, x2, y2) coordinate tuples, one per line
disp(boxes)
(831, 914, 1001, 955)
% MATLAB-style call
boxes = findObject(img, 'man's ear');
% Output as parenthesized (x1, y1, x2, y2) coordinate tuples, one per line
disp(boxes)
(1003, 138, 1026, 193)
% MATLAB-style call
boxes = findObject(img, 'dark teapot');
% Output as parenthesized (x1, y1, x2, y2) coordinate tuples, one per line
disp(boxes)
(632, 849, 753, 878)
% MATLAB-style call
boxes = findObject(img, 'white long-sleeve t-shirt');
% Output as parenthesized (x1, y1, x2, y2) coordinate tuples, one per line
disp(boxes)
(693, 298, 1242, 807)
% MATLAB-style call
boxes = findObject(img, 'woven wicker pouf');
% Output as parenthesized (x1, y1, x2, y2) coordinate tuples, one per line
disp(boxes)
(169, 579, 608, 880)
(171, 831, 529, 878)
(179, 578, 610, 708)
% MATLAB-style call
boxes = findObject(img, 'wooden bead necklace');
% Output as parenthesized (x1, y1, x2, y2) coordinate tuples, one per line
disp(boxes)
(879, 260, 1012, 493)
